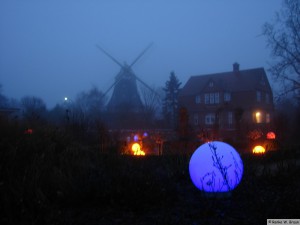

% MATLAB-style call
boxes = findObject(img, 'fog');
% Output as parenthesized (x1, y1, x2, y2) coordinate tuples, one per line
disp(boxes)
(0, 0, 282, 108)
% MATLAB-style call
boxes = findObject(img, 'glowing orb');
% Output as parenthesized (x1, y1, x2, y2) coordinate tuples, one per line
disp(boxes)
(266, 132, 276, 140)
(189, 141, 243, 193)
(132, 143, 140, 151)
(131, 143, 145, 156)
(252, 145, 265, 154)
(133, 135, 139, 142)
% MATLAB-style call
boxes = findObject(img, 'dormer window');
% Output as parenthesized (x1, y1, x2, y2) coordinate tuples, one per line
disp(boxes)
(209, 81, 214, 87)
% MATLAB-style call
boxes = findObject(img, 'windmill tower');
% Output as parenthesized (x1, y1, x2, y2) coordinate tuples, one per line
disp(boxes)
(96, 43, 155, 113)
(106, 62, 144, 112)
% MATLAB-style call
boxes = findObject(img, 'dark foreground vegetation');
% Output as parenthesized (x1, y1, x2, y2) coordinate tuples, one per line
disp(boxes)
(1, 119, 299, 225)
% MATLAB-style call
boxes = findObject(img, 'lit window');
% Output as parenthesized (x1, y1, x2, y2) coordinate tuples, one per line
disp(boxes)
(266, 113, 270, 123)
(205, 94, 209, 104)
(255, 111, 262, 123)
(224, 92, 231, 102)
(210, 93, 214, 104)
(256, 91, 261, 102)
(195, 95, 201, 104)
(194, 114, 199, 125)
(228, 112, 233, 125)
(205, 113, 215, 125)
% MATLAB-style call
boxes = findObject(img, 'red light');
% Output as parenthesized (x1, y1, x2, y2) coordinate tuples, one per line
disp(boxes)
(266, 132, 276, 140)
(24, 129, 33, 134)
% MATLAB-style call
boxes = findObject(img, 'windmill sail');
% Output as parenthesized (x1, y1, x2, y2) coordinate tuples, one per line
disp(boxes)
(96, 43, 161, 128)
(106, 63, 144, 112)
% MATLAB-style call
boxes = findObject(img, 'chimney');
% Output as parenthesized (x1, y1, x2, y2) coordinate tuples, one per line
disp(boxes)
(233, 62, 240, 73)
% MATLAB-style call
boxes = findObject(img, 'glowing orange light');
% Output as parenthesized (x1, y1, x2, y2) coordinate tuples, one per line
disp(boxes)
(131, 143, 145, 156)
(255, 111, 262, 123)
(266, 132, 276, 140)
(252, 145, 265, 154)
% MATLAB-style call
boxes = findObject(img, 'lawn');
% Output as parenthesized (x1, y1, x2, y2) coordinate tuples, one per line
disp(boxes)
(0, 130, 299, 224)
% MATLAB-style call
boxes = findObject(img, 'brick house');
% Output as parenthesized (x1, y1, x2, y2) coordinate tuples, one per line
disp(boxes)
(178, 63, 274, 142)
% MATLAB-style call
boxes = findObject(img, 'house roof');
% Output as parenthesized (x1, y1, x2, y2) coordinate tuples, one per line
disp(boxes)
(179, 67, 271, 96)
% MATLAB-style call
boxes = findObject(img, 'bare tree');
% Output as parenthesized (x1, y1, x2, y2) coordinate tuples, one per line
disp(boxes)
(139, 84, 162, 122)
(263, 0, 300, 101)
(75, 86, 106, 117)
(21, 96, 47, 122)
(63, 86, 107, 133)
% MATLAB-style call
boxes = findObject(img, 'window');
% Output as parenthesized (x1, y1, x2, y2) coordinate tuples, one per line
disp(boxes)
(255, 111, 262, 123)
(224, 92, 231, 102)
(256, 91, 261, 102)
(209, 81, 214, 87)
(215, 93, 220, 104)
(195, 95, 201, 104)
(205, 113, 215, 125)
(194, 114, 199, 125)
(205, 94, 209, 104)
(210, 93, 214, 104)
(205, 92, 220, 104)
(228, 112, 233, 125)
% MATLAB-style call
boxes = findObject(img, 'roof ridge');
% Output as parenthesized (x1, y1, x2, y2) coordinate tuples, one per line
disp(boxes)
(190, 67, 264, 78)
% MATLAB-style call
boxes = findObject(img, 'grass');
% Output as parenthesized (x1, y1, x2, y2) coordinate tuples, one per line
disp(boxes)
(0, 121, 299, 224)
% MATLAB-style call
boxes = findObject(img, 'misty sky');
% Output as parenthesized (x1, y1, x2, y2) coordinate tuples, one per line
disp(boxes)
(0, 0, 282, 108)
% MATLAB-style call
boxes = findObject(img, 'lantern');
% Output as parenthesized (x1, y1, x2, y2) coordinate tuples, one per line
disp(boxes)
(189, 141, 243, 193)
(131, 143, 145, 156)
(252, 145, 265, 154)
(266, 132, 276, 140)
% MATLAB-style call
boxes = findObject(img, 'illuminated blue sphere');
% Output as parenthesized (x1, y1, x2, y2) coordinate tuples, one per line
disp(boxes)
(133, 134, 139, 142)
(189, 141, 243, 193)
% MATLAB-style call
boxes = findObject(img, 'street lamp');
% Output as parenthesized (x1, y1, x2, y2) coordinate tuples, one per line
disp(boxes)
(63, 97, 73, 122)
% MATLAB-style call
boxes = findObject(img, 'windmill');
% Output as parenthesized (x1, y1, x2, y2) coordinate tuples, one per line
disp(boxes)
(96, 43, 159, 113)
